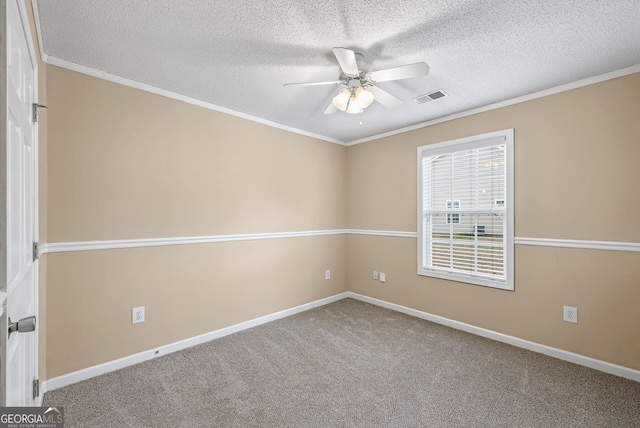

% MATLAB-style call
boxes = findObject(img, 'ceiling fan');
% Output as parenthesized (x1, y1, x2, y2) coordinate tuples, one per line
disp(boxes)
(284, 47, 430, 115)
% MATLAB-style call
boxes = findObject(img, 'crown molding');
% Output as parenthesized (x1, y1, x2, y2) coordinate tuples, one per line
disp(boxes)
(347, 64, 640, 146)
(43, 54, 347, 146)
(29, 1, 640, 147)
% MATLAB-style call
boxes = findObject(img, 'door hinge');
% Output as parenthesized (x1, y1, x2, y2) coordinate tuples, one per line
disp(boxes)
(33, 379, 40, 399)
(32, 103, 48, 123)
(33, 242, 40, 261)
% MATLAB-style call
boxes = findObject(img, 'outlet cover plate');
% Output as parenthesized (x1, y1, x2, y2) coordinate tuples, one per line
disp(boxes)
(132, 306, 145, 324)
(563, 306, 578, 323)
(325, 269, 331, 280)
(380, 273, 386, 283)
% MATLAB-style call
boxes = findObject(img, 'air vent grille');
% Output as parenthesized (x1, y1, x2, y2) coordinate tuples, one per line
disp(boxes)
(414, 90, 448, 104)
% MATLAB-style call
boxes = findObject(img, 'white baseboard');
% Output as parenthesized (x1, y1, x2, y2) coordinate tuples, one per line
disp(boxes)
(42, 292, 349, 393)
(42, 290, 639, 395)
(346, 292, 640, 383)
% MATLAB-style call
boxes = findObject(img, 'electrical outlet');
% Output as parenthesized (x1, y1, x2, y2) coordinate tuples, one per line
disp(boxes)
(379, 273, 386, 283)
(373, 271, 378, 280)
(132, 306, 145, 324)
(563, 306, 578, 324)
(325, 269, 331, 280)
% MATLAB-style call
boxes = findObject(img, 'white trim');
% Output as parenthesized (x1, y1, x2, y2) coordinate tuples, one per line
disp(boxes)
(417, 129, 514, 291)
(28, 0, 639, 147)
(43, 291, 640, 393)
(45, 56, 345, 147)
(30, 0, 47, 64)
(16, 0, 41, 407)
(44, 293, 350, 391)
(37, 232, 640, 255)
(347, 64, 640, 146)
(18, 0, 38, 69)
(40, 229, 347, 254)
(346, 229, 417, 238)
(348, 231, 640, 253)
(346, 292, 640, 383)
(515, 237, 640, 253)
(0, 292, 6, 319)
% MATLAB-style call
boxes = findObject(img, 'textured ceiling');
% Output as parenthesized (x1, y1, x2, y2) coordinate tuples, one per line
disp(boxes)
(35, 0, 640, 144)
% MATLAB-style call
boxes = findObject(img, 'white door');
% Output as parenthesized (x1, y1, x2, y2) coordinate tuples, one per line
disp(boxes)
(5, 0, 38, 407)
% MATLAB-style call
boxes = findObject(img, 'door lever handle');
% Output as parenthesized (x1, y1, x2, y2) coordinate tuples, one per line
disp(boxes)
(8, 316, 36, 338)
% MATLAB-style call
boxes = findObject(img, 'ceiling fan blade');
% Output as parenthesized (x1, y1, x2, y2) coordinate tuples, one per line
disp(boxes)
(367, 85, 403, 109)
(333, 47, 359, 76)
(324, 102, 338, 115)
(283, 80, 342, 87)
(370, 62, 430, 83)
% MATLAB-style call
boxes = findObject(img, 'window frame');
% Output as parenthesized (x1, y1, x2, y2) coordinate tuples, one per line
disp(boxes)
(417, 129, 514, 290)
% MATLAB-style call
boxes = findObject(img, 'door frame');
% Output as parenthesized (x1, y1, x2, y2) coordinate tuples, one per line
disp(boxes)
(0, 0, 40, 407)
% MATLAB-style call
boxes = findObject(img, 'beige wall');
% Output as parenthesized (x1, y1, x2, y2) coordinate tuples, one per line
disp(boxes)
(42, 67, 640, 378)
(46, 235, 346, 378)
(34, 5, 639, 379)
(44, 66, 348, 377)
(47, 67, 346, 242)
(41, 63, 640, 379)
(347, 73, 640, 370)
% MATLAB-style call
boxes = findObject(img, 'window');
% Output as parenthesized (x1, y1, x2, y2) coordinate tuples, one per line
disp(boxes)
(446, 200, 460, 224)
(418, 129, 514, 290)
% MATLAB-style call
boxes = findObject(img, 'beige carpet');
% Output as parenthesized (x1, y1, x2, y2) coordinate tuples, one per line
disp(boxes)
(44, 298, 640, 427)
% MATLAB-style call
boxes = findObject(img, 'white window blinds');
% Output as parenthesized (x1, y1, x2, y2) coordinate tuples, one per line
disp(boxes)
(418, 130, 514, 290)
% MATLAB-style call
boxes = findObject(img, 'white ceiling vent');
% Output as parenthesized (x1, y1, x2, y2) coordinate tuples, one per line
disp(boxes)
(414, 90, 448, 104)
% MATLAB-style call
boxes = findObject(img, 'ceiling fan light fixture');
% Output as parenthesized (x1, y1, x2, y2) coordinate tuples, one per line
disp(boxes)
(355, 86, 374, 108)
(332, 89, 351, 111)
(346, 95, 363, 114)
(286, 47, 431, 117)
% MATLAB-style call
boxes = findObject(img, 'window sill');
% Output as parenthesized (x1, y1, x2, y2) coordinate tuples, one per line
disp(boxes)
(418, 268, 513, 291)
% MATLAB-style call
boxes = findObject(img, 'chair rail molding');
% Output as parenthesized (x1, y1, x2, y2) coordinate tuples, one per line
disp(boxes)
(38, 230, 640, 254)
